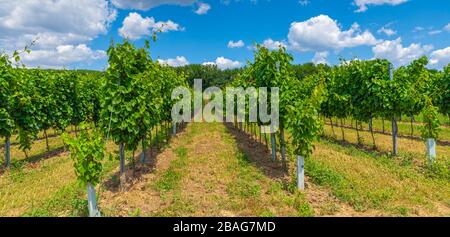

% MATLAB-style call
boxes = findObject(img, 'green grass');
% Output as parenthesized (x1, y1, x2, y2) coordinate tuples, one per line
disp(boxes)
(306, 139, 450, 215)
(226, 153, 263, 199)
(23, 184, 88, 217)
(3, 120, 448, 217)
(152, 123, 314, 217)
(155, 147, 188, 193)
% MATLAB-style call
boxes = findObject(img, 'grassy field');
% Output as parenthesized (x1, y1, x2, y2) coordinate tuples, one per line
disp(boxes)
(0, 122, 449, 216)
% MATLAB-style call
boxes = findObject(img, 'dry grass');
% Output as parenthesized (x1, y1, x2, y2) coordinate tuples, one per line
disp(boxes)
(1, 121, 448, 217)
(99, 123, 313, 217)
(332, 118, 450, 142)
(307, 139, 450, 216)
(0, 133, 121, 216)
(323, 124, 450, 164)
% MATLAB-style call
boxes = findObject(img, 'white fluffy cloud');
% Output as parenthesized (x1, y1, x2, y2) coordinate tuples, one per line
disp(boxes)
(111, 0, 196, 10)
(203, 57, 241, 70)
(288, 15, 378, 52)
(0, 0, 116, 68)
(0, 0, 116, 49)
(119, 12, 182, 40)
(21, 44, 106, 68)
(262, 39, 287, 50)
(429, 47, 450, 69)
(372, 38, 433, 66)
(353, 0, 408, 12)
(195, 2, 211, 14)
(228, 40, 245, 48)
(312, 51, 329, 65)
(158, 56, 190, 67)
(377, 27, 396, 36)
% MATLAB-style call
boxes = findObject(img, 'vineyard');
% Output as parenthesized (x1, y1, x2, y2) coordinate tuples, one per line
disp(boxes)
(0, 41, 449, 217)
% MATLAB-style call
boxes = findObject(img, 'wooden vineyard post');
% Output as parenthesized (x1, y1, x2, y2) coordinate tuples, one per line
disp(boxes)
(44, 130, 50, 152)
(87, 183, 100, 217)
(426, 138, 436, 164)
(270, 132, 276, 162)
(155, 125, 159, 150)
(173, 122, 177, 135)
(297, 155, 305, 190)
(280, 127, 287, 166)
(390, 64, 398, 156)
(119, 143, 125, 174)
(5, 137, 10, 168)
(141, 137, 146, 163)
(119, 143, 126, 190)
(259, 124, 262, 144)
(392, 118, 398, 155)
(264, 131, 269, 149)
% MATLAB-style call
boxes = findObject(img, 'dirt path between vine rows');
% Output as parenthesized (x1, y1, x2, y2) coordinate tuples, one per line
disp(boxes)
(98, 122, 380, 217)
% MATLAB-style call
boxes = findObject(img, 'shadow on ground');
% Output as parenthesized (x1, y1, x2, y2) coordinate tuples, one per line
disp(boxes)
(0, 146, 66, 175)
(102, 122, 188, 193)
(224, 123, 289, 182)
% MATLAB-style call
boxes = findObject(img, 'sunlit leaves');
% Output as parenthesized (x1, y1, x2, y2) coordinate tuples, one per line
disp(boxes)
(64, 125, 105, 185)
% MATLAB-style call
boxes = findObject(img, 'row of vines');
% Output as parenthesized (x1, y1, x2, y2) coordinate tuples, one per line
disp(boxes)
(228, 46, 449, 190)
(0, 54, 101, 165)
(320, 57, 449, 156)
(1, 40, 448, 215)
(229, 46, 326, 190)
(1, 40, 188, 216)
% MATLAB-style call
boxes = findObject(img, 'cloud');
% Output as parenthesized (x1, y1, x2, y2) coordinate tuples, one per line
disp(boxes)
(288, 15, 378, 52)
(262, 39, 287, 50)
(119, 12, 182, 40)
(413, 26, 425, 32)
(0, 0, 115, 68)
(372, 38, 433, 67)
(228, 40, 245, 48)
(427, 23, 450, 35)
(0, 0, 116, 50)
(195, 2, 211, 14)
(21, 44, 106, 68)
(353, 0, 408, 12)
(298, 0, 310, 6)
(111, 0, 196, 10)
(428, 30, 442, 35)
(158, 56, 190, 67)
(429, 47, 450, 69)
(203, 57, 241, 70)
(377, 27, 396, 36)
(312, 51, 329, 65)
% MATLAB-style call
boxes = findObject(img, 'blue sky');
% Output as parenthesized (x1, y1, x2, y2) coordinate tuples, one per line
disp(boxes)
(0, 0, 448, 70)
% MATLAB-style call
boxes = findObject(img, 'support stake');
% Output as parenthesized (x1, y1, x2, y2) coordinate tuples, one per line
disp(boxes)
(87, 183, 100, 217)
(426, 138, 436, 164)
(271, 133, 276, 162)
(5, 137, 11, 168)
(392, 117, 398, 156)
(141, 137, 146, 163)
(297, 155, 305, 190)
(119, 143, 125, 174)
